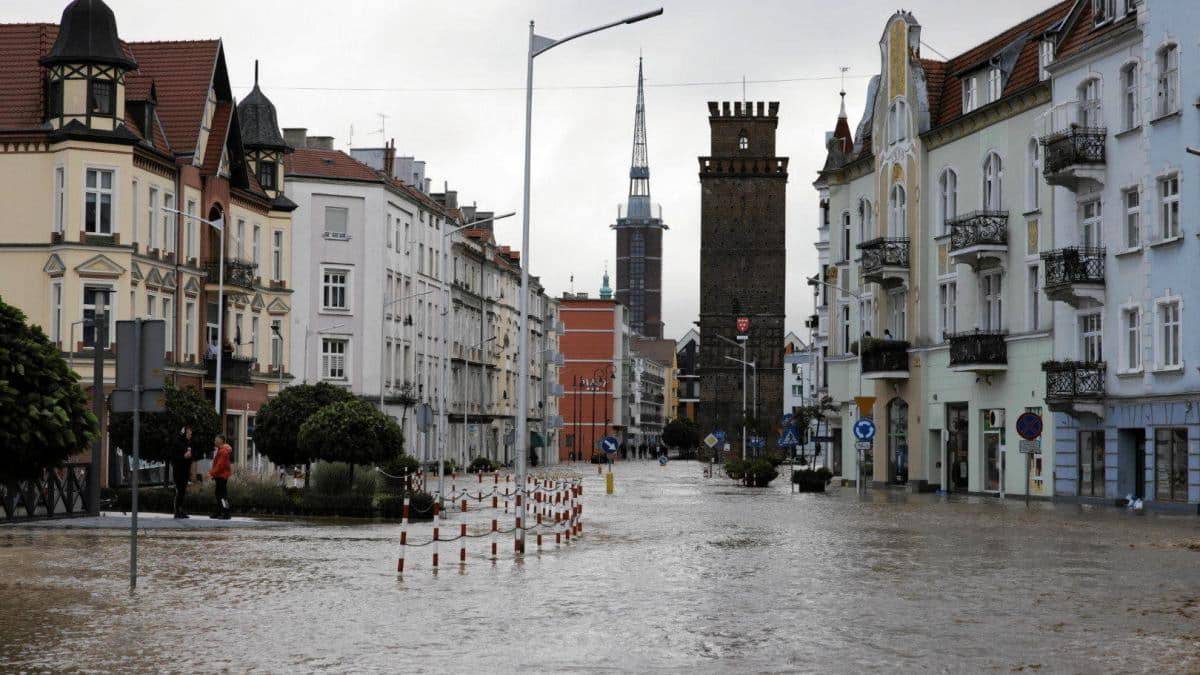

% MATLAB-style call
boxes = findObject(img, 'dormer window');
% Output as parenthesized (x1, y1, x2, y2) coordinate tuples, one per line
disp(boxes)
(89, 79, 115, 115)
(962, 77, 978, 113)
(738, 132, 749, 151)
(258, 160, 277, 190)
(1039, 40, 1054, 80)
(47, 79, 63, 118)
(987, 67, 1002, 102)
(1093, 0, 1116, 25)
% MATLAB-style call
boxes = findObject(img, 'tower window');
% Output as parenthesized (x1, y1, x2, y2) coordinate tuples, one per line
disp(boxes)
(48, 79, 63, 117)
(738, 132, 749, 151)
(89, 79, 115, 115)
(258, 160, 277, 190)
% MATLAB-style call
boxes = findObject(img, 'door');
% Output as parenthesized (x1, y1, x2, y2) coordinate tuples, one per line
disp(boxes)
(1132, 430, 1146, 499)
(982, 410, 1005, 493)
(888, 398, 909, 485)
(947, 404, 969, 492)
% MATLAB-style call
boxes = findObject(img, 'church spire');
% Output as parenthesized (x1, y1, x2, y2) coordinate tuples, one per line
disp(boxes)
(599, 264, 613, 300)
(626, 57, 651, 221)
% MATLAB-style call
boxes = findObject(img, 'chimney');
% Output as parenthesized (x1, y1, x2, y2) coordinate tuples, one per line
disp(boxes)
(306, 136, 335, 151)
(283, 127, 307, 149)
(383, 138, 396, 178)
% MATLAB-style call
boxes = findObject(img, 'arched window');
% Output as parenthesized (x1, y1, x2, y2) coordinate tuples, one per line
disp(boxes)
(858, 198, 873, 243)
(738, 130, 749, 151)
(983, 152, 1003, 211)
(888, 99, 907, 144)
(1078, 78, 1102, 127)
(938, 169, 958, 235)
(1027, 139, 1040, 211)
(1122, 62, 1140, 130)
(889, 183, 906, 237)
(1156, 44, 1179, 117)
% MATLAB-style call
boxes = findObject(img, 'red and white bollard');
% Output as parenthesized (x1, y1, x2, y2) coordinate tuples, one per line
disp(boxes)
(431, 502, 441, 570)
(397, 496, 410, 573)
(490, 518, 498, 560)
(459, 523, 467, 564)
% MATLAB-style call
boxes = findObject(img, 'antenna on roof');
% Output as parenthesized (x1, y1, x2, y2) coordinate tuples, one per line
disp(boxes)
(839, 66, 848, 96)
(742, 74, 747, 102)
(373, 113, 389, 140)
(254, 60, 259, 87)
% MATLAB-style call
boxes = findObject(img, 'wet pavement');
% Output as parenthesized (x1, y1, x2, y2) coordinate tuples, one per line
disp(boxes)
(2, 461, 1200, 673)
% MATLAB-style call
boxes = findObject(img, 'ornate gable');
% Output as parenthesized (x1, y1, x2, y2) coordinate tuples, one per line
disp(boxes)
(43, 253, 66, 277)
(251, 292, 265, 311)
(75, 253, 126, 278)
(184, 276, 201, 296)
(161, 270, 176, 290)
(266, 297, 290, 315)
(145, 267, 163, 288)
(130, 261, 143, 284)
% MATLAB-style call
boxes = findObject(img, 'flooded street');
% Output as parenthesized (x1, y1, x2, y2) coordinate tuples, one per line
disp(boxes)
(3, 461, 1200, 673)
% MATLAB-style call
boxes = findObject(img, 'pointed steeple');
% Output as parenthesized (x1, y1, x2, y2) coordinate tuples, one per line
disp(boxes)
(626, 57, 651, 221)
(599, 265, 613, 300)
(832, 89, 853, 154)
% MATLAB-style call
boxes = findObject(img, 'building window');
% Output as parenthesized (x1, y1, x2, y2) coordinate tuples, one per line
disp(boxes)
(1158, 174, 1179, 240)
(1154, 428, 1188, 502)
(737, 132, 748, 151)
(1078, 430, 1105, 497)
(1039, 40, 1054, 81)
(1122, 188, 1140, 248)
(257, 160, 277, 190)
(1122, 63, 1140, 130)
(939, 169, 957, 235)
(962, 77, 977, 113)
(888, 99, 907, 144)
(322, 267, 350, 311)
(271, 319, 283, 370)
(630, 259, 645, 289)
(206, 301, 219, 351)
(983, 152, 1003, 210)
(841, 304, 850, 354)
(321, 337, 348, 380)
(938, 281, 957, 338)
(981, 271, 1003, 330)
(48, 79, 63, 117)
(163, 297, 173, 355)
(1079, 79, 1102, 127)
(82, 285, 113, 347)
(1121, 306, 1141, 372)
(1079, 311, 1103, 362)
(1028, 265, 1040, 331)
(887, 289, 906, 340)
(324, 206, 349, 237)
(858, 198, 872, 243)
(272, 231, 283, 281)
(185, 300, 195, 359)
(1027, 219, 1039, 256)
(888, 183, 906, 237)
(1156, 297, 1181, 369)
(859, 297, 875, 338)
(50, 281, 63, 346)
(1027, 139, 1040, 211)
(1093, 0, 1116, 24)
(987, 67, 1002, 102)
(1080, 199, 1103, 247)
(147, 186, 158, 247)
(88, 79, 114, 115)
(1156, 44, 1179, 117)
(53, 166, 65, 234)
(131, 179, 139, 243)
(235, 219, 245, 259)
(841, 211, 851, 261)
(185, 199, 197, 260)
(85, 168, 114, 235)
(162, 193, 174, 253)
(631, 231, 645, 257)
(252, 225, 261, 267)
(251, 317, 259, 363)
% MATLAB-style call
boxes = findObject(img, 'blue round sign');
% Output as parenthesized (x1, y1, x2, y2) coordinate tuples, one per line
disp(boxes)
(1015, 412, 1043, 441)
(658, 454, 668, 466)
(601, 436, 620, 454)
(853, 419, 876, 441)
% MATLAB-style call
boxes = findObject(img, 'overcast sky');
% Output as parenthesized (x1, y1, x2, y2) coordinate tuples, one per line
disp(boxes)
(15, 0, 1060, 341)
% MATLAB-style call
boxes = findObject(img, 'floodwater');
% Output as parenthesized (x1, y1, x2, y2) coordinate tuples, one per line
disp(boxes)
(3, 462, 1200, 673)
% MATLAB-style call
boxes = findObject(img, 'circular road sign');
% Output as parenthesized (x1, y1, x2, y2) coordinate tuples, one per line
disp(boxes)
(601, 436, 620, 454)
(852, 418, 876, 442)
(1015, 412, 1043, 441)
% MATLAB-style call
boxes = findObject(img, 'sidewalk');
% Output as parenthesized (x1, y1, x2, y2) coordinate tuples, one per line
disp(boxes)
(2, 511, 286, 530)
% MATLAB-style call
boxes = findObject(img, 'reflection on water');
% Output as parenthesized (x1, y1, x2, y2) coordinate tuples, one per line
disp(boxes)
(2, 462, 1200, 672)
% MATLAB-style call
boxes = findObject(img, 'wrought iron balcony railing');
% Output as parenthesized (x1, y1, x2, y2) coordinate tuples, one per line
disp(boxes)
(857, 237, 910, 275)
(205, 353, 255, 385)
(205, 258, 258, 289)
(861, 339, 910, 374)
(1041, 126, 1106, 175)
(947, 330, 1007, 368)
(1043, 360, 1105, 401)
(948, 211, 1008, 252)
(1042, 247, 1106, 289)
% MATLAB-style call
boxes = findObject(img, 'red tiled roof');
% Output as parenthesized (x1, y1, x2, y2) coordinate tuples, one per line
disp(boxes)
(124, 72, 153, 100)
(127, 40, 220, 155)
(200, 100, 230, 175)
(284, 147, 385, 183)
(1055, 2, 1136, 62)
(925, 1, 1072, 128)
(0, 24, 56, 128)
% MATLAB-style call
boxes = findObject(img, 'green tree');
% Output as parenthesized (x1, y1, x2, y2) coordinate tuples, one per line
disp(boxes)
(662, 418, 699, 451)
(108, 382, 220, 464)
(0, 298, 97, 481)
(253, 382, 357, 484)
(298, 399, 402, 482)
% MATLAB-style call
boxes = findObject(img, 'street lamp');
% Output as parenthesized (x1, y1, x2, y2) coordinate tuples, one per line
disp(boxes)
(724, 354, 757, 454)
(379, 289, 434, 408)
(714, 331, 750, 459)
(438, 212, 514, 502)
(515, 10, 663, 551)
(806, 274, 868, 494)
(164, 207, 224, 413)
(303, 323, 346, 383)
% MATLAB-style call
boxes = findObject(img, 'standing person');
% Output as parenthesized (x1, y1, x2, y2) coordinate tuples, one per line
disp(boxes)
(209, 435, 233, 520)
(172, 427, 195, 519)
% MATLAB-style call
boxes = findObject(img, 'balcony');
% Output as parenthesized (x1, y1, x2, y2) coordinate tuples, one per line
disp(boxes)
(204, 258, 257, 293)
(1043, 360, 1105, 419)
(1041, 126, 1106, 190)
(860, 338, 910, 381)
(857, 237, 910, 289)
(204, 353, 255, 386)
(947, 330, 1007, 373)
(948, 211, 1008, 270)
(1041, 247, 1105, 308)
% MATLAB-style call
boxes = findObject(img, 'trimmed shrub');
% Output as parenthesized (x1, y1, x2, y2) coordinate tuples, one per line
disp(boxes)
(792, 467, 834, 492)
(468, 456, 498, 474)
(743, 458, 779, 487)
(724, 458, 747, 480)
(376, 491, 435, 521)
(298, 491, 373, 517)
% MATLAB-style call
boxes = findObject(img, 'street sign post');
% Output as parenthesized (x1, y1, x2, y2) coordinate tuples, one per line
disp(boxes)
(601, 436, 619, 454)
(1014, 412, 1043, 505)
(704, 433, 719, 449)
(852, 419, 876, 441)
(1019, 439, 1041, 454)
(852, 419, 876, 496)
(112, 319, 166, 592)
(856, 441, 872, 451)
(778, 428, 799, 448)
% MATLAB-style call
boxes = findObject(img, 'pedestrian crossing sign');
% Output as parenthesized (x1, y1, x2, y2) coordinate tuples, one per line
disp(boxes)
(778, 428, 800, 447)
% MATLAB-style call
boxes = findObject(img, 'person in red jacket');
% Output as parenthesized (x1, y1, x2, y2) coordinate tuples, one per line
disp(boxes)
(209, 435, 233, 520)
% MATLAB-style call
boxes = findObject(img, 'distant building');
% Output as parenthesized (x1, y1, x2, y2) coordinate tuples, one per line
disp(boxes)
(675, 328, 700, 422)
(556, 286, 630, 460)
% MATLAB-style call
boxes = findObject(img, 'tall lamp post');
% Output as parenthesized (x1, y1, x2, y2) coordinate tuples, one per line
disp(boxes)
(806, 274, 867, 495)
(164, 207, 224, 413)
(516, 10, 664, 551)
(714, 332, 749, 459)
(438, 212, 514, 502)
(724, 354, 757, 454)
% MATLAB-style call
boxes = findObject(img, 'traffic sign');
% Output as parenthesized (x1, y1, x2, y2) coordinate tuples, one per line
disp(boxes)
(704, 433, 720, 449)
(714, 430, 726, 442)
(1019, 439, 1042, 454)
(782, 413, 794, 426)
(852, 418, 876, 441)
(1015, 412, 1043, 441)
(750, 436, 766, 449)
(855, 441, 872, 451)
(600, 436, 619, 454)
(736, 316, 750, 334)
(658, 454, 669, 466)
(778, 427, 800, 447)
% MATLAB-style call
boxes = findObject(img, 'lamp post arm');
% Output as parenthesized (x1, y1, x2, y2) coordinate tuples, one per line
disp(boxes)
(531, 9, 663, 57)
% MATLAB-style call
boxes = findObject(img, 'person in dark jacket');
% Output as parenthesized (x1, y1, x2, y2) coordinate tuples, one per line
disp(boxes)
(172, 426, 195, 519)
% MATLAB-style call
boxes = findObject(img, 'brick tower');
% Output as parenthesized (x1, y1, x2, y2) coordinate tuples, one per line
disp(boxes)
(613, 58, 666, 339)
(697, 101, 788, 452)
